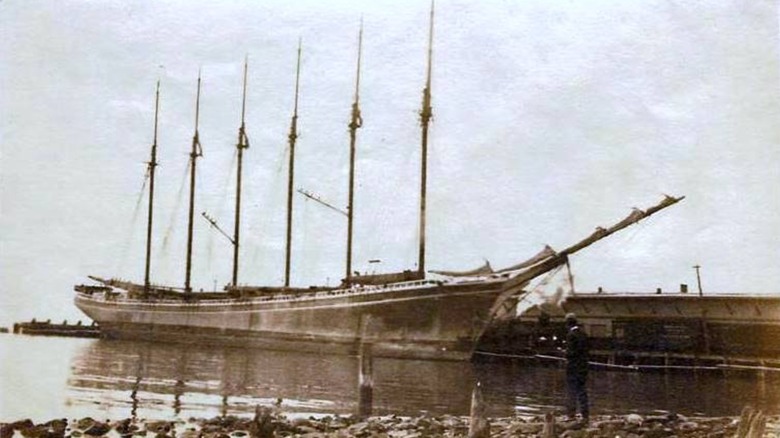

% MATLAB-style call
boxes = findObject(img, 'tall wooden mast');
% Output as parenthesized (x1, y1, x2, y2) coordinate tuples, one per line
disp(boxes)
(233, 58, 250, 287)
(417, 2, 434, 277)
(144, 81, 161, 295)
(185, 72, 203, 294)
(345, 21, 364, 285)
(284, 40, 302, 288)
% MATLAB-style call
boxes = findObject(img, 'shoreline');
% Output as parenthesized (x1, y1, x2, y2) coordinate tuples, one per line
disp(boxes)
(3, 410, 779, 438)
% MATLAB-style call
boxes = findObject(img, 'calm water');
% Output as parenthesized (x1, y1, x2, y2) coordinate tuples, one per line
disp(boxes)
(1, 334, 778, 422)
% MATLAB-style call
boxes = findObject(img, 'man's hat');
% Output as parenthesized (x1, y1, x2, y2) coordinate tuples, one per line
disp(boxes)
(565, 312, 577, 323)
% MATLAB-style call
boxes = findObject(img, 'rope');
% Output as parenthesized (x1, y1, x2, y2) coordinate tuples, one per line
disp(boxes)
(114, 168, 151, 274)
(161, 159, 191, 253)
(206, 149, 237, 275)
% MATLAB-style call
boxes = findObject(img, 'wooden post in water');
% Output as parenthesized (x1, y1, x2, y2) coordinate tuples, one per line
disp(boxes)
(357, 341, 374, 419)
(736, 406, 767, 438)
(221, 394, 229, 418)
(542, 412, 556, 438)
(356, 314, 374, 419)
(468, 381, 489, 438)
(130, 374, 140, 421)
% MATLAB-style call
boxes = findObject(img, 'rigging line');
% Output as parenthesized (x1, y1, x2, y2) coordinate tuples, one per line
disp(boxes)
(216, 149, 238, 219)
(224, 148, 238, 203)
(161, 159, 191, 254)
(300, 195, 312, 282)
(598, 214, 648, 259)
(193, 152, 214, 275)
(204, 211, 217, 274)
(204, 149, 238, 277)
(246, 244, 261, 282)
(115, 168, 152, 274)
(527, 263, 566, 294)
(194, 153, 206, 208)
(277, 143, 289, 174)
(619, 220, 645, 245)
(510, 264, 569, 317)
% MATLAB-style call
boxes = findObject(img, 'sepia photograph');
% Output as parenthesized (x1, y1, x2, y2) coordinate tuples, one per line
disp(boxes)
(1, 0, 779, 436)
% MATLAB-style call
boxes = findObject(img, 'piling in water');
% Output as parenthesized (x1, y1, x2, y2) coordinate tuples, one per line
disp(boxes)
(357, 342, 373, 419)
(468, 382, 489, 438)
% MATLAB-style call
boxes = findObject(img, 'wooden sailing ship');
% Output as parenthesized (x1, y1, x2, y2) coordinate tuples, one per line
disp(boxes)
(74, 8, 684, 360)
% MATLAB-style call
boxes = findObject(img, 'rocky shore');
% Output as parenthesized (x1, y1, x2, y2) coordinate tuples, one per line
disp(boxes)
(2, 409, 779, 438)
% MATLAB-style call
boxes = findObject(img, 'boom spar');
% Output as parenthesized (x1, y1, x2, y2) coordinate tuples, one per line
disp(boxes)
(503, 195, 686, 294)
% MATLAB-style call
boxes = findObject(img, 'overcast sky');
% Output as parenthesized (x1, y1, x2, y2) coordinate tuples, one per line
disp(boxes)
(1, 0, 779, 325)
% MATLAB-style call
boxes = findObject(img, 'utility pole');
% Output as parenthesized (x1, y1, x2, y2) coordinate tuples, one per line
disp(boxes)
(693, 264, 703, 297)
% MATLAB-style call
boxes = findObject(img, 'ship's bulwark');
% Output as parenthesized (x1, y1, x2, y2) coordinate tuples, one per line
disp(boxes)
(75, 280, 506, 361)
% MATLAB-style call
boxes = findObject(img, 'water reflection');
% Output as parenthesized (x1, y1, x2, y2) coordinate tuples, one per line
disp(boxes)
(473, 358, 780, 417)
(65, 339, 780, 421)
(67, 339, 475, 420)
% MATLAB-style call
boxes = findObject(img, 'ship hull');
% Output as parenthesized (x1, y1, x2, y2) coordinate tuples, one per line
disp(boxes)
(74, 279, 507, 361)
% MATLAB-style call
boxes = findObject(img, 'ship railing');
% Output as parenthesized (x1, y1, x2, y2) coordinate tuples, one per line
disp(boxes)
(77, 278, 455, 307)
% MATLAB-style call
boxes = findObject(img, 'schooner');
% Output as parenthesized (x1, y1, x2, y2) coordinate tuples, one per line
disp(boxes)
(74, 7, 684, 360)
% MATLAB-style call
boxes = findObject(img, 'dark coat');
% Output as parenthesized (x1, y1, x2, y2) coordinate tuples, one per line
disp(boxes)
(565, 325, 589, 377)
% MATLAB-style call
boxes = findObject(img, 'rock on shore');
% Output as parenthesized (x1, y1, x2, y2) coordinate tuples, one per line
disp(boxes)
(2, 410, 779, 438)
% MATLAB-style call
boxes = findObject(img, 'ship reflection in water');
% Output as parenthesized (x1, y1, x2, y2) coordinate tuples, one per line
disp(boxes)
(67, 339, 475, 420)
(66, 339, 780, 420)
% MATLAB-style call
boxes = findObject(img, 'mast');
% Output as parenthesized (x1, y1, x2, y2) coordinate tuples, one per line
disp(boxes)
(345, 21, 364, 285)
(233, 58, 250, 286)
(285, 40, 302, 288)
(185, 72, 203, 294)
(417, 2, 434, 277)
(144, 81, 160, 295)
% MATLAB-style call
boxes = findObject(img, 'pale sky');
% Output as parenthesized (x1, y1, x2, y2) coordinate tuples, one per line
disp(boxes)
(1, 0, 779, 325)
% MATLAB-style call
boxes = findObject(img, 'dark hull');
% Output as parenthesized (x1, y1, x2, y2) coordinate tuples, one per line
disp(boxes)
(75, 279, 507, 361)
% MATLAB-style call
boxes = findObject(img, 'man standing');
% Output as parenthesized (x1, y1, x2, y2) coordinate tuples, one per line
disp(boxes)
(564, 312, 589, 422)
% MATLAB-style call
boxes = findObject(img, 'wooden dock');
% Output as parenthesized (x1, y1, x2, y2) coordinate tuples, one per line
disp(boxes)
(12, 319, 101, 338)
(477, 291, 780, 373)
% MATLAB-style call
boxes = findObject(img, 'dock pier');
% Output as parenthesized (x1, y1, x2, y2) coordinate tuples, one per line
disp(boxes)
(11, 319, 101, 338)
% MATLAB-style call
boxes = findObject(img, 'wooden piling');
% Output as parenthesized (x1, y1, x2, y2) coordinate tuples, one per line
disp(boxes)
(468, 382, 489, 438)
(357, 341, 374, 419)
(542, 412, 556, 438)
(736, 406, 767, 438)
